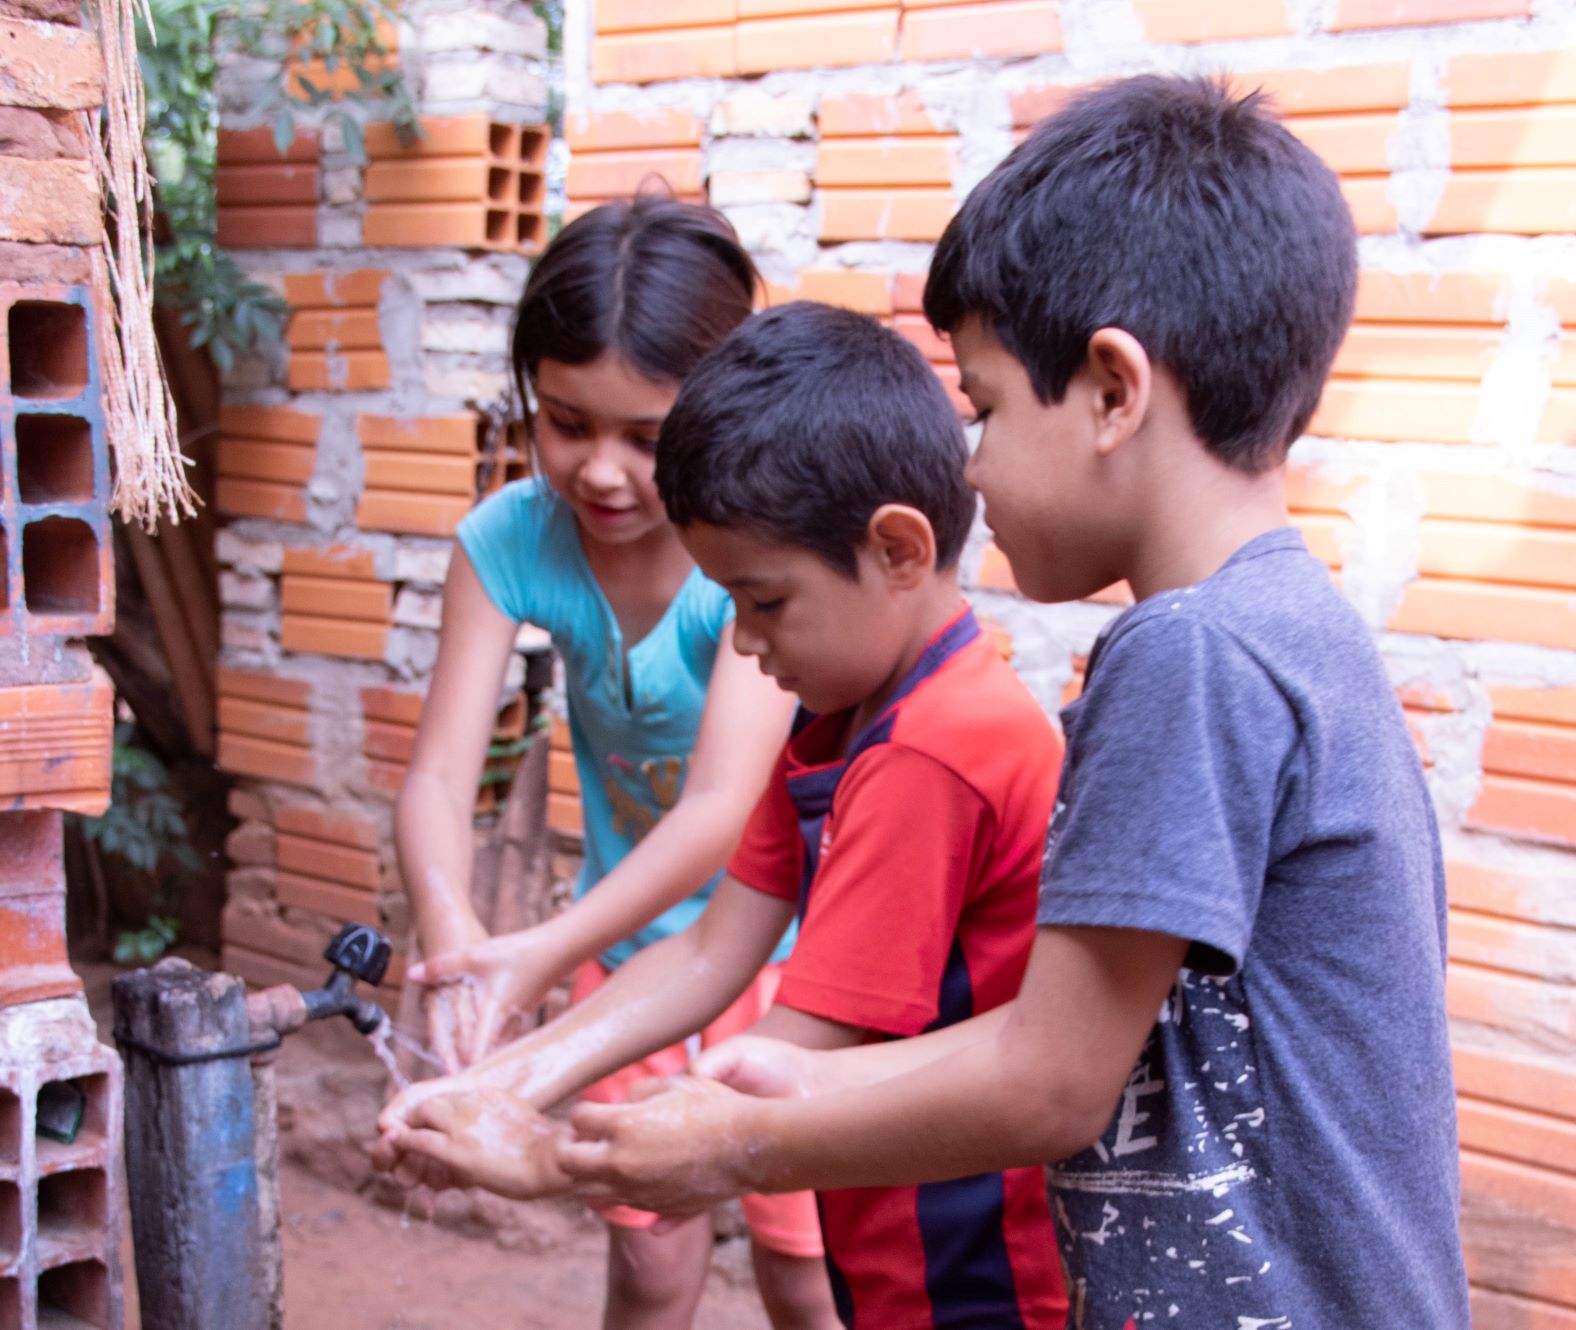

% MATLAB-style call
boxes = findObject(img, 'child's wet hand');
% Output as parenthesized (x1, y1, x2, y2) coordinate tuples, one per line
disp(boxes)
(691, 1035, 823, 1100)
(415, 929, 565, 1065)
(388, 1090, 572, 1201)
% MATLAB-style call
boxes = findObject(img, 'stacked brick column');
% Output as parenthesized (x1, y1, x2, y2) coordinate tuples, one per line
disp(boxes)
(1, 2, 126, 1324)
(211, 0, 551, 1011)
(563, 0, 1576, 1322)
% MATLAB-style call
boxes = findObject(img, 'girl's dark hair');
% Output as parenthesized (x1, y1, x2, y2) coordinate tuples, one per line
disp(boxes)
(510, 195, 760, 410)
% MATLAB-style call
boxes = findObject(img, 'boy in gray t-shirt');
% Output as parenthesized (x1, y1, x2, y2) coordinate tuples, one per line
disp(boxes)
(554, 76, 1470, 1330)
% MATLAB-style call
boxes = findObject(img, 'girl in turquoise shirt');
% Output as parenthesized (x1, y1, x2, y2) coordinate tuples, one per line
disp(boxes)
(390, 197, 834, 1329)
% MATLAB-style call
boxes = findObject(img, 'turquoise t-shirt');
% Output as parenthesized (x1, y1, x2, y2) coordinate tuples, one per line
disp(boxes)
(458, 478, 793, 969)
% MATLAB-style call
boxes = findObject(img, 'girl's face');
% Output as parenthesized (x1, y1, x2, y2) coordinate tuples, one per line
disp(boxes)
(532, 352, 680, 548)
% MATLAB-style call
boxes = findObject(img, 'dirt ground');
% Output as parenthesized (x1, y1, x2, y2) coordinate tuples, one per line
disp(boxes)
(84, 959, 773, 1330)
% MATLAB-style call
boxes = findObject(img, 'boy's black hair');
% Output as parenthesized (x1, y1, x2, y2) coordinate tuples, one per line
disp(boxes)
(924, 75, 1357, 472)
(510, 194, 759, 412)
(656, 301, 975, 577)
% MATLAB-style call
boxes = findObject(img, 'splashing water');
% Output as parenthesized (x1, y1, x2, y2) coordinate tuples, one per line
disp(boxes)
(367, 1020, 411, 1093)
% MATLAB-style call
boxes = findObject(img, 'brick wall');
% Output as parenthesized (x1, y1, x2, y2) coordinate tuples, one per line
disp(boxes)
(210, 1, 553, 1009)
(563, 0, 1576, 1321)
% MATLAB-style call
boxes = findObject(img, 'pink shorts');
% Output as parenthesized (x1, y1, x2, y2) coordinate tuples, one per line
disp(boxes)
(570, 959, 824, 1259)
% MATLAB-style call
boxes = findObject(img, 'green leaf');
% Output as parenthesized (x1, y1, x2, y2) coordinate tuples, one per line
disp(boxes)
(272, 107, 295, 156)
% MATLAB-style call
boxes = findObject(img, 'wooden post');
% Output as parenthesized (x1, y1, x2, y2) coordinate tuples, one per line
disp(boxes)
(113, 956, 269, 1330)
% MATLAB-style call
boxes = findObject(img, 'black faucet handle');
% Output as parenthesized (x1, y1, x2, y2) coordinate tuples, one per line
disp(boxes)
(323, 924, 392, 987)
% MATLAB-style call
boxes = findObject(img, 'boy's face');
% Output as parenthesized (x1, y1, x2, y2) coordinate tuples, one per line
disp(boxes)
(953, 317, 1116, 604)
(681, 523, 912, 719)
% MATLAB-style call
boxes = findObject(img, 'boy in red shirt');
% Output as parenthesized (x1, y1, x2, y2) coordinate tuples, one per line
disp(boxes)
(375, 302, 1068, 1328)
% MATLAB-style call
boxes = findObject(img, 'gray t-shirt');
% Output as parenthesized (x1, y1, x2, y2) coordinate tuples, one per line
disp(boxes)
(1038, 529, 1468, 1329)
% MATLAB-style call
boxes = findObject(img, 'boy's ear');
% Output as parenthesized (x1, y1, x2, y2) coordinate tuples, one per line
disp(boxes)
(863, 504, 936, 589)
(1085, 328, 1152, 457)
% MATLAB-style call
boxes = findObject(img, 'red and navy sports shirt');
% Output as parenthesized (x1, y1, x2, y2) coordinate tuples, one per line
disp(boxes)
(729, 607, 1068, 1330)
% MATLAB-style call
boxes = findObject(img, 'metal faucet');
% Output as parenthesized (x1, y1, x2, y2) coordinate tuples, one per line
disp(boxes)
(246, 924, 393, 1042)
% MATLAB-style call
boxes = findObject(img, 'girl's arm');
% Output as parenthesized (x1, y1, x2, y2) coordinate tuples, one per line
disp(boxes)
(394, 549, 522, 1068)
(413, 625, 796, 1057)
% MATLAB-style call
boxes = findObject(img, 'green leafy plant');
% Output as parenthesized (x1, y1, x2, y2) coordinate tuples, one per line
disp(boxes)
(137, 0, 419, 370)
(74, 723, 201, 963)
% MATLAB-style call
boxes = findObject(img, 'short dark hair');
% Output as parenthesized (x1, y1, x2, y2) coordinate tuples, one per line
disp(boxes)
(510, 195, 759, 409)
(656, 302, 975, 577)
(924, 75, 1357, 472)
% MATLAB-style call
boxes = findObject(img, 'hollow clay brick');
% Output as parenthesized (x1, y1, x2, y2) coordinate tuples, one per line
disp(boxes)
(566, 148, 704, 198)
(355, 492, 472, 537)
(708, 168, 812, 207)
(1354, 270, 1507, 324)
(0, 158, 100, 244)
(1422, 471, 1576, 530)
(819, 189, 956, 241)
(286, 349, 391, 391)
(1328, 0, 1532, 30)
(360, 685, 424, 726)
(281, 545, 379, 580)
(1454, 1046, 1576, 1119)
(1417, 520, 1576, 589)
(364, 157, 501, 204)
(1390, 578, 1576, 650)
(218, 734, 315, 788)
(215, 477, 308, 524)
(275, 803, 380, 850)
(215, 205, 318, 249)
(1284, 112, 1397, 175)
(594, 26, 737, 82)
(1310, 378, 1479, 443)
(1481, 718, 1576, 784)
(1244, 62, 1413, 115)
(214, 164, 319, 206)
(816, 137, 957, 187)
(0, 17, 103, 108)
(1450, 107, 1576, 169)
(276, 834, 380, 890)
(1338, 176, 1398, 233)
(1332, 325, 1500, 381)
(1445, 48, 1576, 109)
(1456, 1096, 1576, 1177)
(362, 719, 415, 766)
(217, 666, 312, 709)
(548, 792, 585, 836)
(361, 202, 519, 250)
(1136, 0, 1291, 41)
(819, 89, 939, 137)
(1489, 684, 1576, 729)
(279, 575, 392, 623)
(220, 403, 322, 443)
(1467, 773, 1576, 847)
(280, 614, 389, 660)
(364, 115, 503, 161)
(736, 10, 898, 74)
(357, 412, 478, 454)
(900, 1, 1060, 62)
(282, 269, 390, 309)
(0, 675, 112, 813)
(362, 452, 475, 494)
(286, 309, 382, 351)
(596, 0, 734, 30)
(1424, 170, 1576, 235)
(565, 107, 705, 152)
(276, 874, 381, 927)
(795, 269, 894, 315)
(216, 439, 316, 485)
(217, 126, 321, 165)
(217, 696, 311, 747)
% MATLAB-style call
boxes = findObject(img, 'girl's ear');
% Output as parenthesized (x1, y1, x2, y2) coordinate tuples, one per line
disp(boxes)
(1085, 327, 1152, 457)
(864, 504, 937, 589)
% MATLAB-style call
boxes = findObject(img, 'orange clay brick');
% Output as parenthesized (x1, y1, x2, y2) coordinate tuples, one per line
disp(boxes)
(595, 0, 734, 31)
(1283, 112, 1398, 175)
(1456, 1047, 1576, 1120)
(1416, 520, 1576, 590)
(219, 403, 323, 443)
(593, 26, 736, 82)
(1481, 717, 1576, 784)
(1339, 176, 1399, 233)
(355, 493, 472, 537)
(1389, 578, 1576, 650)
(1467, 772, 1576, 847)
(215, 206, 317, 248)
(901, 0, 1061, 61)
(1490, 684, 1576, 728)
(1450, 106, 1576, 169)
(1010, 83, 1080, 129)
(1134, 0, 1292, 43)
(216, 440, 315, 486)
(276, 875, 380, 928)
(1285, 463, 1365, 512)
(215, 477, 307, 524)
(565, 107, 704, 152)
(361, 685, 424, 726)
(1424, 169, 1576, 235)
(565, 148, 704, 198)
(281, 545, 379, 580)
(283, 269, 390, 308)
(214, 164, 319, 206)
(218, 126, 321, 165)
(1354, 270, 1507, 324)
(892, 271, 928, 313)
(357, 412, 477, 454)
(548, 791, 585, 837)
(1448, 858, 1576, 921)
(893, 312, 952, 363)
(217, 666, 312, 708)
(1449, 912, 1576, 989)
(795, 269, 894, 315)
(1310, 378, 1478, 443)
(363, 115, 514, 161)
(217, 733, 316, 787)
(1447, 961, 1572, 1044)
(1421, 472, 1576, 527)
(1444, 47, 1576, 108)
(1240, 62, 1412, 116)
(281, 614, 389, 660)
(286, 308, 382, 351)
(736, 10, 898, 73)
(360, 203, 522, 250)
(1456, 1096, 1576, 1180)
(362, 158, 504, 205)
(279, 576, 392, 622)
(363, 451, 474, 495)
(1293, 513, 1349, 567)
(820, 189, 956, 241)
(1332, 325, 1501, 380)
(287, 350, 390, 392)
(218, 695, 310, 747)
(816, 137, 958, 187)
(819, 89, 941, 136)
(1329, 0, 1532, 30)
(1539, 389, 1576, 445)
(277, 834, 380, 890)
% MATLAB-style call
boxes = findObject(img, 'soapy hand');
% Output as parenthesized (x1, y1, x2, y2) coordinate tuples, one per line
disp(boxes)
(413, 926, 567, 1069)
(557, 1075, 762, 1218)
(372, 1088, 573, 1201)
(690, 1034, 831, 1101)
